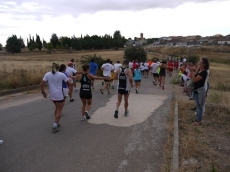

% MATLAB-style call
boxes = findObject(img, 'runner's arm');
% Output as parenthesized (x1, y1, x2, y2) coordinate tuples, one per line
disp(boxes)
(127, 69, 133, 87)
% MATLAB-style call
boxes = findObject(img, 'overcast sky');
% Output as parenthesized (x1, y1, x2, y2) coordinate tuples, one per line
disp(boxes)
(0, 0, 230, 46)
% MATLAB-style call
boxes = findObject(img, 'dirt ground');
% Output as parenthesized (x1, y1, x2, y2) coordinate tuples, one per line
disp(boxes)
(173, 82, 230, 172)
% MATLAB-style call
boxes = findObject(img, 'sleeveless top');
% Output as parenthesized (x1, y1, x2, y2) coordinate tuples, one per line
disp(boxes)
(80, 74, 91, 92)
(117, 67, 129, 91)
(133, 69, 141, 81)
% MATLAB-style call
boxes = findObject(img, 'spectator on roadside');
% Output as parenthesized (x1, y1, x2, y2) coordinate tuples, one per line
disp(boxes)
(188, 57, 209, 125)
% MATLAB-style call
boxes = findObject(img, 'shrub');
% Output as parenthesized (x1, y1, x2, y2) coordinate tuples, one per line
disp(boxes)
(79, 54, 105, 76)
(124, 46, 147, 62)
(187, 55, 199, 64)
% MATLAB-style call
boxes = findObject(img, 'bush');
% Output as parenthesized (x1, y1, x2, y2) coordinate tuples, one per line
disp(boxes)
(79, 54, 105, 76)
(124, 46, 147, 62)
(187, 55, 199, 64)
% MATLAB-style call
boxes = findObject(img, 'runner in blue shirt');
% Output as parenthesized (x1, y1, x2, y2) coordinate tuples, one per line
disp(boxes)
(89, 59, 98, 89)
(133, 64, 142, 94)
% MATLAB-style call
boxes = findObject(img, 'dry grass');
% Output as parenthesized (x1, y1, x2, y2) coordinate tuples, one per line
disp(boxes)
(0, 50, 124, 90)
(161, 99, 175, 172)
(178, 101, 230, 172)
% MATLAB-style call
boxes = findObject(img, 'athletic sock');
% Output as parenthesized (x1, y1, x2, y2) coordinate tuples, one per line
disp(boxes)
(53, 123, 58, 128)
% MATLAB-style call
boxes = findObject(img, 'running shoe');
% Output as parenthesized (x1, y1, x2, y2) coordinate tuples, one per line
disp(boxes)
(84, 111, 90, 119)
(135, 89, 138, 94)
(52, 126, 60, 133)
(81, 116, 86, 121)
(124, 110, 129, 117)
(114, 110, 118, 119)
(70, 98, 75, 102)
(57, 123, 61, 128)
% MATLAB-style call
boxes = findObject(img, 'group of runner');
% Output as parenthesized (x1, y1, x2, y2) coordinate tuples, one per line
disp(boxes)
(40, 57, 179, 133)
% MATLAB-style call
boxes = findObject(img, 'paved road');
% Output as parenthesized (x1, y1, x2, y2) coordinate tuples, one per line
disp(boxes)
(0, 74, 174, 172)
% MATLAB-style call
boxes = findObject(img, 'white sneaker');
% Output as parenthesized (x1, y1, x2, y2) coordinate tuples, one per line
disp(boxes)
(0, 140, 3, 145)
(80, 116, 86, 121)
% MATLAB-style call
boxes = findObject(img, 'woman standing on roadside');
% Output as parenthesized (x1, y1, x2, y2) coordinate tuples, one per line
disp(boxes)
(159, 60, 168, 90)
(189, 57, 209, 125)
(71, 64, 110, 121)
(40, 62, 73, 133)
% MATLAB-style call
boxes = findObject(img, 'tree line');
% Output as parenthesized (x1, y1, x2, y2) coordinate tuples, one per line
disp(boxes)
(1, 30, 127, 53)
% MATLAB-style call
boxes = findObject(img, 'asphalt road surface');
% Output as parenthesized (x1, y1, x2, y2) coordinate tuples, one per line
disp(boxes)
(0, 74, 174, 172)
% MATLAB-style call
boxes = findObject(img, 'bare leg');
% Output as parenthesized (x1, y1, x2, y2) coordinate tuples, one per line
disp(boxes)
(85, 99, 92, 112)
(124, 93, 129, 112)
(81, 99, 86, 116)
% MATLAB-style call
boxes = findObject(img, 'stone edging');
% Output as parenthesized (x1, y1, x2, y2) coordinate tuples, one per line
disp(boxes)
(171, 101, 179, 172)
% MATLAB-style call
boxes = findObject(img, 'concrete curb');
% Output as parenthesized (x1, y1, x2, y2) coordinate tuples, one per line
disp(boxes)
(171, 101, 179, 172)
(0, 85, 39, 97)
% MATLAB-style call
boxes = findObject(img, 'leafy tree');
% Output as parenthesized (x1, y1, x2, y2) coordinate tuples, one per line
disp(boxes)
(113, 30, 124, 48)
(71, 38, 82, 50)
(50, 33, 60, 48)
(124, 46, 147, 62)
(60, 36, 71, 48)
(102, 34, 112, 49)
(6, 35, 22, 53)
(18, 37, 25, 48)
(0, 43, 2, 51)
(187, 55, 199, 64)
(28, 43, 38, 51)
(43, 39, 47, 48)
(35, 34, 43, 50)
(46, 42, 54, 53)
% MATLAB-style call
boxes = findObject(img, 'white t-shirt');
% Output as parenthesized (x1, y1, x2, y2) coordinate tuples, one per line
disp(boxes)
(151, 63, 160, 73)
(114, 63, 122, 73)
(65, 66, 77, 77)
(101, 63, 114, 77)
(144, 62, 149, 70)
(43, 71, 68, 101)
(128, 62, 133, 69)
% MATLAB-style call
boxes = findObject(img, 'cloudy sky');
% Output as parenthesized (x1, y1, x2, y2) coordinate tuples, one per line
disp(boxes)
(0, 0, 230, 46)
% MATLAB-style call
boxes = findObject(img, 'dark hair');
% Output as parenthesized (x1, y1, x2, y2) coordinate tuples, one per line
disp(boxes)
(106, 59, 110, 63)
(82, 64, 90, 72)
(123, 60, 129, 65)
(117, 61, 120, 63)
(70, 59, 74, 62)
(110, 61, 113, 64)
(162, 60, 167, 64)
(59, 64, 66, 72)
(201, 57, 209, 70)
(91, 59, 94, 62)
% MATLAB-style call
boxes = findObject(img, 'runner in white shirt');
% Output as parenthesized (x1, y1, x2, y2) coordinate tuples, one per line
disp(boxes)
(66, 62, 78, 102)
(128, 61, 133, 69)
(40, 62, 73, 133)
(100, 59, 114, 94)
(144, 61, 149, 78)
(151, 59, 160, 85)
(113, 61, 122, 87)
